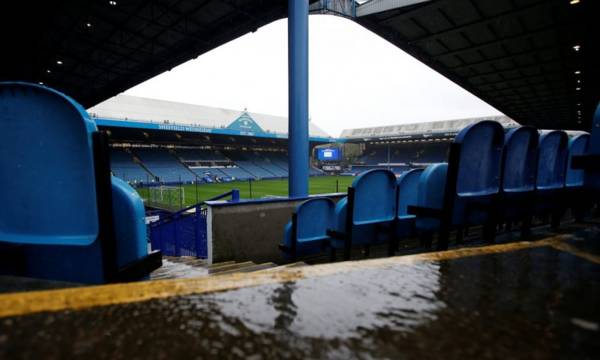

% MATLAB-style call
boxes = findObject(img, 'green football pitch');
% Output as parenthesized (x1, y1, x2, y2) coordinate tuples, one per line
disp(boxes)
(137, 175, 354, 210)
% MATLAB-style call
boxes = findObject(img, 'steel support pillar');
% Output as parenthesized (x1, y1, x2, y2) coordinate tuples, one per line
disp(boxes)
(288, 0, 309, 198)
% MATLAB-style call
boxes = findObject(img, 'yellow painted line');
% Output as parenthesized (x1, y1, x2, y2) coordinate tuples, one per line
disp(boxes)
(551, 241, 600, 265)
(0, 235, 570, 319)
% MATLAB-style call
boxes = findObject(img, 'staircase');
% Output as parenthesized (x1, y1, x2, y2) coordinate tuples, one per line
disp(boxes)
(150, 257, 307, 280)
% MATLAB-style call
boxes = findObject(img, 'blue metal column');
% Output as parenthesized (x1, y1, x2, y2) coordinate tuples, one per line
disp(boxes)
(288, 0, 309, 197)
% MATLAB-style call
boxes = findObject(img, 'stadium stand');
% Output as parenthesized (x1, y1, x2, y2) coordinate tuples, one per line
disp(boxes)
(86, 95, 331, 183)
(223, 150, 283, 179)
(175, 148, 229, 162)
(134, 148, 197, 183)
(174, 148, 252, 181)
(110, 148, 154, 183)
(218, 166, 254, 180)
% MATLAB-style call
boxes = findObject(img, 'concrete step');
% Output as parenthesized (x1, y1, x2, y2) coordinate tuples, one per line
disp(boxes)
(207, 261, 235, 269)
(208, 261, 256, 274)
(213, 262, 278, 276)
(256, 261, 307, 273)
(165, 256, 208, 268)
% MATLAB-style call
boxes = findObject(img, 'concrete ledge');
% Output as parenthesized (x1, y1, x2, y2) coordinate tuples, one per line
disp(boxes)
(207, 194, 346, 264)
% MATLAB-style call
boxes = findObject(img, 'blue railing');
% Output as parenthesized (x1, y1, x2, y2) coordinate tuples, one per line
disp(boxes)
(148, 189, 239, 258)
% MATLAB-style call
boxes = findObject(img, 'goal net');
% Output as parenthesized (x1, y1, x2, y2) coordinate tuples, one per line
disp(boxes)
(148, 186, 185, 209)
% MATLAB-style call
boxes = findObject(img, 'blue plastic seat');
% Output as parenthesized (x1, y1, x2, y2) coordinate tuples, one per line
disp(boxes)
(534, 130, 568, 226)
(498, 127, 539, 234)
(329, 169, 397, 259)
(0, 82, 160, 284)
(410, 121, 504, 249)
(414, 163, 448, 232)
(502, 127, 539, 194)
(281, 197, 335, 261)
(566, 133, 590, 188)
(0, 83, 98, 246)
(396, 168, 424, 238)
(536, 131, 568, 191)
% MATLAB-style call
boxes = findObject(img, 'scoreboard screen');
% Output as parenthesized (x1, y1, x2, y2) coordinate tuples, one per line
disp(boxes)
(316, 148, 341, 161)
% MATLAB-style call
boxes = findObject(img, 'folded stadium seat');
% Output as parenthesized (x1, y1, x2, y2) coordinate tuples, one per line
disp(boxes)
(535, 130, 568, 229)
(0, 82, 161, 284)
(499, 126, 539, 237)
(280, 198, 335, 262)
(565, 133, 590, 221)
(327, 169, 397, 260)
(408, 121, 505, 250)
(393, 168, 424, 250)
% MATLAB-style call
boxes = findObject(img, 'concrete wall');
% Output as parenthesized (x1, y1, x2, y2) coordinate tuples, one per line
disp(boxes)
(206, 194, 345, 264)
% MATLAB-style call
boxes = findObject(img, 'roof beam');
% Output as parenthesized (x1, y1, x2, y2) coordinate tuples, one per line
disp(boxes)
(404, 0, 549, 45)
(356, 0, 431, 17)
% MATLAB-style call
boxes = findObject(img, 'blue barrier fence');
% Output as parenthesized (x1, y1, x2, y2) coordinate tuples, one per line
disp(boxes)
(147, 189, 239, 258)
(149, 206, 207, 258)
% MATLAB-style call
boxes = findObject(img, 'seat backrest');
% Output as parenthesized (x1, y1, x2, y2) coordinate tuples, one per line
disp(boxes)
(397, 168, 424, 218)
(417, 164, 447, 210)
(454, 121, 504, 196)
(536, 130, 568, 190)
(295, 197, 336, 242)
(350, 169, 397, 225)
(502, 126, 539, 193)
(0, 82, 99, 245)
(111, 176, 148, 264)
(566, 133, 590, 187)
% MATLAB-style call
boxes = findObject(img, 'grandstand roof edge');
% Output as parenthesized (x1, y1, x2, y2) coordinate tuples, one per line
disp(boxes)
(339, 115, 519, 139)
(88, 94, 331, 139)
(95, 117, 334, 143)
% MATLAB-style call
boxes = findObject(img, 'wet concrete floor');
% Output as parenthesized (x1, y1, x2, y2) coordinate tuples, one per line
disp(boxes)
(0, 232, 599, 359)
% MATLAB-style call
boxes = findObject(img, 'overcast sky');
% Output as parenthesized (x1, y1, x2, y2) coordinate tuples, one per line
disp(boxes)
(126, 15, 503, 137)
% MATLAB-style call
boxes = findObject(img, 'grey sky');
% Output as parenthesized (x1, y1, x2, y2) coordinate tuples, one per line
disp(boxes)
(126, 15, 503, 137)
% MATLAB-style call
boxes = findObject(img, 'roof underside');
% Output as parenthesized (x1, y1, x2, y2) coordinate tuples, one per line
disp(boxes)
(2, 0, 597, 130)
(1, 0, 288, 107)
(356, 0, 598, 130)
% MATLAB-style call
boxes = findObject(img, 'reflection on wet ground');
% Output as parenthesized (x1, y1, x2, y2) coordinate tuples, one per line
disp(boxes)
(1, 243, 599, 359)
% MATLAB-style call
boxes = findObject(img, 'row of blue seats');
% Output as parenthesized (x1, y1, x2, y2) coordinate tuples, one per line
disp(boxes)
(112, 147, 321, 183)
(0, 82, 162, 284)
(110, 148, 154, 182)
(281, 120, 590, 260)
(133, 148, 197, 183)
